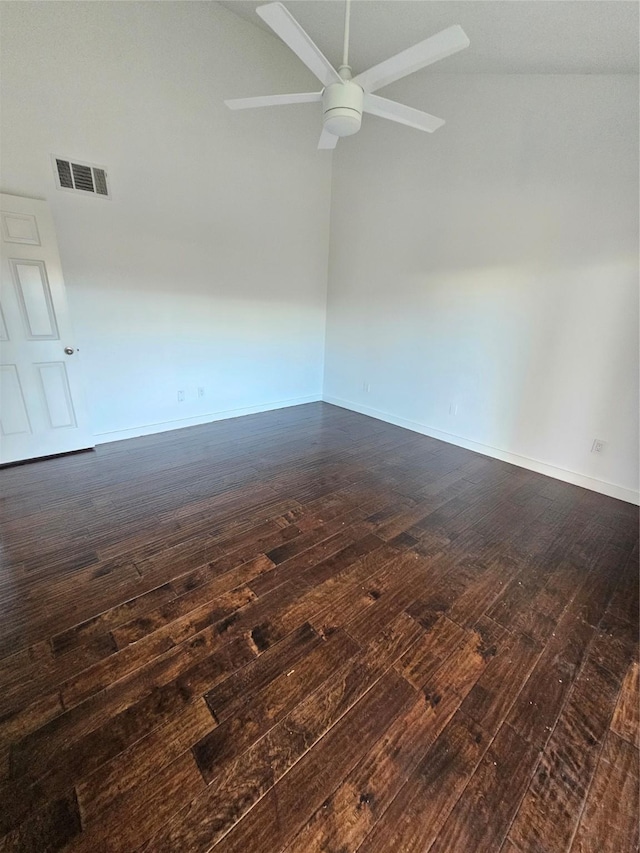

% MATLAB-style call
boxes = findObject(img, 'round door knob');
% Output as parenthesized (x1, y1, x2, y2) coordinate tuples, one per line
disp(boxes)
(64, 346, 75, 355)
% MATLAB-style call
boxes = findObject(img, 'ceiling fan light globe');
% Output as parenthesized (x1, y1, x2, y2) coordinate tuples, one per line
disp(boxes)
(322, 80, 364, 137)
(323, 110, 361, 137)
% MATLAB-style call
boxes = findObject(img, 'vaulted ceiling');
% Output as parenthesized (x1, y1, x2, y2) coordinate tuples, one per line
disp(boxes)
(220, 1, 639, 77)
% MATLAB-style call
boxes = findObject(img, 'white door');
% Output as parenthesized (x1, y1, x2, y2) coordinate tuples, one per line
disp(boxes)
(0, 193, 93, 464)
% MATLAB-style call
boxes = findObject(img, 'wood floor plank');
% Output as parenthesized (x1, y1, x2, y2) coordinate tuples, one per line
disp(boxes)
(342, 551, 434, 645)
(461, 630, 542, 736)
(65, 751, 206, 853)
(499, 841, 524, 853)
(506, 607, 596, 747)
(202, 621, 322, 722)
(276, 543, 403, 636)
(0, 791, 82, 853)
(606, 541, 639, 632)
(7, 634, 252, 795)
(395, 615, 468, 690)
(49, 581, 176, 655)
(210, 671, 415, 853)
(610, 659, 639, 747)
(1, 643, 243, 836)
(248, 528, 357, 597)
(569, 731, 639, 853)
(508, 651, 624, 853)
(0, 691, 64, 751)
(193, 629, 359, 783)
(427, 722, 539, 853)
(76, 697, 215, 823)
(8, 559, 270, 716)
(282, 693, 442, 853)
(111, 555, 274, 647)
(416, 616, 507, 725)
(61, 585, 257, 708)
(357, 710, 488, 853)
(140, 619, 418, 851)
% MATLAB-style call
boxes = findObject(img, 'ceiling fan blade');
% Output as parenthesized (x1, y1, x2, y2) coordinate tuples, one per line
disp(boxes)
(353, 25, 470, 93)
(225, 92, 322, 110)
(363, 93, 445, 133)
(318, 127, 339, 150)
(256, 3, 342, 87)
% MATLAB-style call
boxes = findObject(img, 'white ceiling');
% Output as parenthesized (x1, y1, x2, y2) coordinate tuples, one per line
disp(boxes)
(219, 1, 639, 76)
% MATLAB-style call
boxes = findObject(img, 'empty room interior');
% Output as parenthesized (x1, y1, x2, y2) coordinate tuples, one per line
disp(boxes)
(0, 0, 639, 851)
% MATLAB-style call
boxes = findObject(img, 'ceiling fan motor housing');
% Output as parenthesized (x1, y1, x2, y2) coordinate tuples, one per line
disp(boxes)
(322, 81, 364, 137)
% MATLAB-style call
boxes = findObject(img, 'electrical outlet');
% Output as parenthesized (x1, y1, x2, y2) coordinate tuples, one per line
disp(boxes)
(449, 402, 458, 416)
(362, 381, 370, 393)
(197, 387, 205, 398)
(177, 390, 185, 403)
(591, 438, 606, 454)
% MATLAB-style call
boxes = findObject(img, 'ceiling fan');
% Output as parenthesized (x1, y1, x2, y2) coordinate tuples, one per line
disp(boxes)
(225, 1, 470, 149)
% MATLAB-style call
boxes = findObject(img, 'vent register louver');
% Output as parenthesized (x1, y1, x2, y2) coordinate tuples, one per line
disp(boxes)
(53, 157, 110, 198)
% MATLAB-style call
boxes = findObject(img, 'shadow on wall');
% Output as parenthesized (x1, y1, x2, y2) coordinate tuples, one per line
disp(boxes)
(511, 258, 639, 482)
(355, 253, 638, 492)
(70, 280, 327, 436)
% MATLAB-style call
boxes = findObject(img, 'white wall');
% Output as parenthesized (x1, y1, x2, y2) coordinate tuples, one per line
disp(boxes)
(0, 1, 332, 439)
(324, 74, 639, 502)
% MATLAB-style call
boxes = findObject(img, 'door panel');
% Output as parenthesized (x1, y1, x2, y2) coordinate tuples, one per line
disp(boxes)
(0, 194, 93, 463)
(0, 365, 31, 435)
(0, 306, 8, 341)
(1, 210, 40, 245)
(37, 362, 77, 428)
(11, 260, 59, 339)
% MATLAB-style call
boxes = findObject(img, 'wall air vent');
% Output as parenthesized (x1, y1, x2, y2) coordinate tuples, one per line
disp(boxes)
(52, 156, 111, 199)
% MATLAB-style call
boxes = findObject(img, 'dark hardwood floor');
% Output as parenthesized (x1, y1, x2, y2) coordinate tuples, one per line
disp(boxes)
(0, 401, 637, 853)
